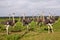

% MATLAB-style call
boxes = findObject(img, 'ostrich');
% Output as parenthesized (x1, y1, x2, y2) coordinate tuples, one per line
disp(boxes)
(34, 13, 41, 26)
(1, 13, 17, 35)
(21, 13, 32, 31)
(37, 12, 45, 26)
(4, 20, 17, 35)
(45, 12, 54, 33)
(5, 13, 11, 35)
(36, 11, 55, 33)
(36, 17, 42, 26)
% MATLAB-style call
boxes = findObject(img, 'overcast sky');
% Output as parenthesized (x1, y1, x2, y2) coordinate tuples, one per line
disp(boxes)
(0, 0, 60, 17)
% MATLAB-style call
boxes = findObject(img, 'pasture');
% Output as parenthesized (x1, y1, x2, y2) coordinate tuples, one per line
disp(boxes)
(0, 17, 60, 40)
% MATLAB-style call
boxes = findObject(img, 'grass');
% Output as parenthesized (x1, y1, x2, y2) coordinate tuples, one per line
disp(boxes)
(0, 34, 20, 40)
(0, 17, 60, 40)
(20, 31, 60, 40)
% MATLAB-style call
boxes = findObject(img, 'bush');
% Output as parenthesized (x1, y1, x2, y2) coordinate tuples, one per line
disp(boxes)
(28, 21, 37, 31)
(0, 24, 6, 32)
(10, 22, 24, 32)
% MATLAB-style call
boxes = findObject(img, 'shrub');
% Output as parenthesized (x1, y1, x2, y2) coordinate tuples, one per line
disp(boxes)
(28, 21, 37, 31)
(10, 22, 24, 32)
(0, 24, 6, 32)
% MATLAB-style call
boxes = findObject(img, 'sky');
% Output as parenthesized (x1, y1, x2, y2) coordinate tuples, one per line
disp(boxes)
(0, 0, 60, 17)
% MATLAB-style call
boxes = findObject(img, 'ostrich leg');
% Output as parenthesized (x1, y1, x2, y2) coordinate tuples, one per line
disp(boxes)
(48, 23, 54, 33)
(48, 24, 50, 33)
(49, 24, 54, 33)
(6, 24, 10, 35)
(27, 25, 29, 32)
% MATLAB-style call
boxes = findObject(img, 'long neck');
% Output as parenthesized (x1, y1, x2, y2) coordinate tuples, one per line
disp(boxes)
(12, 14, 15, 23)
(23, 13, 25, 20)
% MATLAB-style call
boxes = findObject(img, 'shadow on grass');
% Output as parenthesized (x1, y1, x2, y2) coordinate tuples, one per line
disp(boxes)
(20, 31, 28, 39)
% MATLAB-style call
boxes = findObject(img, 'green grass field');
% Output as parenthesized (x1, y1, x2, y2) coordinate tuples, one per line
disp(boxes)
(0, 17, 60, 40)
